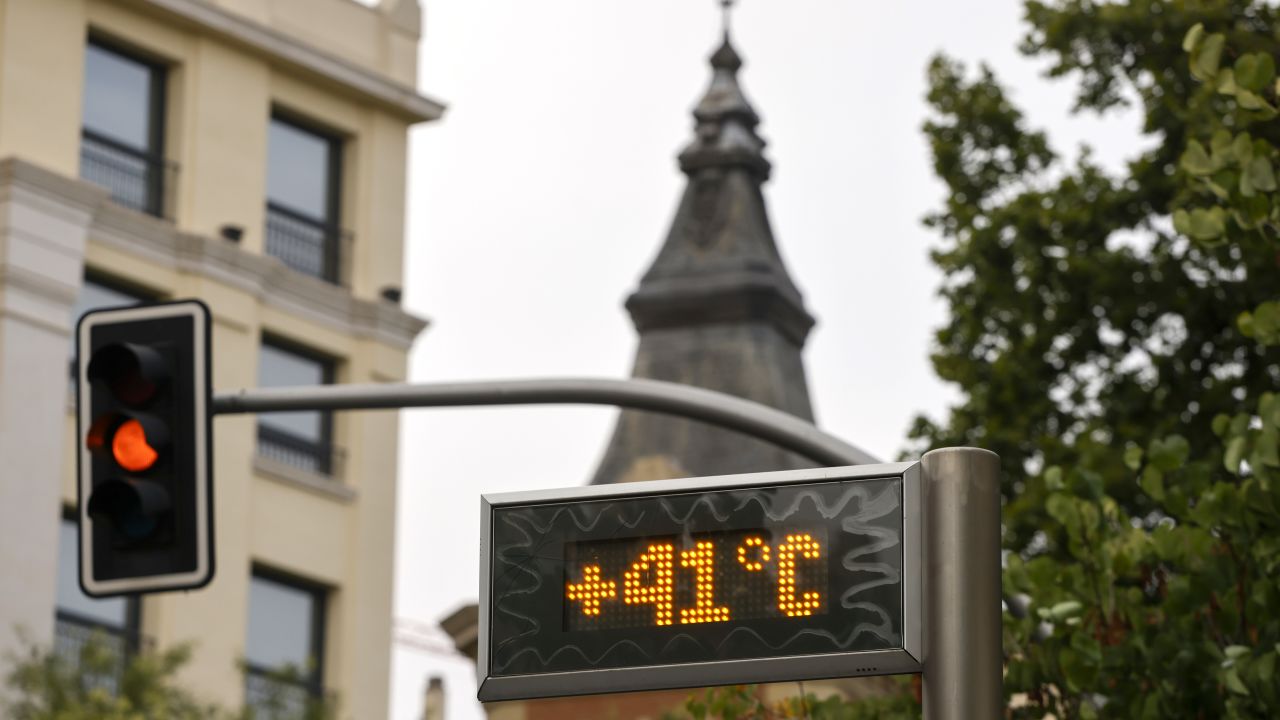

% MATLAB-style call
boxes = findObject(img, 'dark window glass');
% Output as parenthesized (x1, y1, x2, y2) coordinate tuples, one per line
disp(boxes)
(80, 41, 167, 217)
(83, 44, 153, 149)
(256, 340, 334, 474)
(264, 117, 343, 283)
(54, 517, 140, 695)
(246, 575, 318, 669)
(245, 572, 324, 714)
(267, 120, 332, 221)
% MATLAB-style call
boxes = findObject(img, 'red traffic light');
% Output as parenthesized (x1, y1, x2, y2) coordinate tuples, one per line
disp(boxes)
(113, 418, 160, 472)
(76, 299, 213, 597)
(85, 412, 170, 473)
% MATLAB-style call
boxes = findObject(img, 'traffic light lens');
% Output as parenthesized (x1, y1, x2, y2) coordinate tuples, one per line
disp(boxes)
(86, 344, 163, 406)
(87, 478, 170, 542)
(112, 419, 159, 472)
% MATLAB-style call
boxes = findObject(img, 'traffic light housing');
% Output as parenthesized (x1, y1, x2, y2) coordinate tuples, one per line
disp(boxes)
(76, 300, 213, 596)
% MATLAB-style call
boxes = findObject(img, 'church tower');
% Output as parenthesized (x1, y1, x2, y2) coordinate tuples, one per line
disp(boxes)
(445, 10, 896, 717)
(591, 21, 819, 485)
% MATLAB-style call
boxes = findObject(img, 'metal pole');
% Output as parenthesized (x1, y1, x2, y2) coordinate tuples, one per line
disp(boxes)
(920, 447, 1002, 719)
(212, 377, 879, 468)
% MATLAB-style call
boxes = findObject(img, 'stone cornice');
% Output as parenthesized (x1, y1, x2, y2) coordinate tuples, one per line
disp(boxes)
(626, 273, 816, 347)
(116, 0, 446, 123)
(1, 157, 429, 350)
(0, 160, 103, 334)
(0, 157, 109, 211)
(254, 456, 357, 503)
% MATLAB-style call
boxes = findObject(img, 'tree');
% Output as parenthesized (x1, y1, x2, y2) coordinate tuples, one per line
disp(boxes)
(912, 0, 1277, 545)
(5, 635, 224, 720)
(4, 633, 335, 720)
(667, 2, 1277, 717)
(913, 0, 1279, 717)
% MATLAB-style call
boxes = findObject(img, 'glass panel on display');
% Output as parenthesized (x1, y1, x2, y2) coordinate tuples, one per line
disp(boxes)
(478, 464, 922, 701)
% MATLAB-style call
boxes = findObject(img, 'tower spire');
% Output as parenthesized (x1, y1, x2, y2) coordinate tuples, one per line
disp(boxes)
(589, 10, 817, 486)
(720, 0, 734, 40)
(681, 3, 768, 179)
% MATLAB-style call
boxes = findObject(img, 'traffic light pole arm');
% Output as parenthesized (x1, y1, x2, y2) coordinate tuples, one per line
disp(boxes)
(211, 377, 879, 467)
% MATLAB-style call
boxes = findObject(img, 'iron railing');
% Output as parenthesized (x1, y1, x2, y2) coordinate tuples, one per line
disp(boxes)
(264, 203, 351, 286)
(79, 130, 176, 220)
(244, 664, 324, 720)
(53, 611, 141, 695)
(257, 424, 341, 477)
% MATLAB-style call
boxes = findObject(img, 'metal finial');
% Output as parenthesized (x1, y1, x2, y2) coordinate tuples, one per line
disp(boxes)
(709, 0, 743, 72)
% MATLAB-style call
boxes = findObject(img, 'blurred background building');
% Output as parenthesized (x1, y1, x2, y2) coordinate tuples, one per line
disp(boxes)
(0, 0, 441, 716)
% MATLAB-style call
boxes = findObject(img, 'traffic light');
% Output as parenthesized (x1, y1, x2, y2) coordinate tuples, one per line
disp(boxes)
(76, 300, 213, 597)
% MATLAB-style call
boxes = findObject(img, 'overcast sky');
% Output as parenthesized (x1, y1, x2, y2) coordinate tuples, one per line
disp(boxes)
(387, 1, 1144, 718)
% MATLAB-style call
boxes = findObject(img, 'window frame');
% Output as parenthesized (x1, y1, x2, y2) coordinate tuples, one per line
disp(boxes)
(264, 112, 346, 284)
(76, 271, 156, 312)
(266, 111, 343, 228)
(255, 335, 337, 476)
(80, 35, 169, 217)
(244, 566, 328, 697)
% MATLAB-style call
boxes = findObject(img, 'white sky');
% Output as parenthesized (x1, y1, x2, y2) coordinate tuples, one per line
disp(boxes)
(389, 1, 1145, 718)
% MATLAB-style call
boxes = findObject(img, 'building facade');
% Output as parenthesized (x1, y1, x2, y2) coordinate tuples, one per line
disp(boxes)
(0, 0, 441, 716)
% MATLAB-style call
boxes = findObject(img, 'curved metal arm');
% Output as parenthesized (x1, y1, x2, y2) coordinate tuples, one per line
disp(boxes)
(212, 377, 878, 467)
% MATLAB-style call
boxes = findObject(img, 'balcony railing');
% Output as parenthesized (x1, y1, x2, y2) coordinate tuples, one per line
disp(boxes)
(265, 203, 351, 286)
(53, 611, 141, 696)
(257, 425, 342, 477)
(79, 130, 176, 220)
(244, 664, 324, 720)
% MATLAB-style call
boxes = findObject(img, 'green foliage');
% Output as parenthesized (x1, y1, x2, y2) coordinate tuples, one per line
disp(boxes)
(914, 0, 1280, 718)
(663, 682, 921, 720)
(3, 633, 334, 720)
(685, 3, 1278, 717)
(4, 635, 225, 720)
(912, 0, 1278, 540)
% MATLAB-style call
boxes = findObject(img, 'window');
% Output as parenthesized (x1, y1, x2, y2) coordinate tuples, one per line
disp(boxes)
(69, 275, 152, 379)
(257, 339, 335, 475)
(265, 116, 345, 283)
(80, 39, 170, 218)
(244, 571, 325, 716)
(54, 516, 140, 693)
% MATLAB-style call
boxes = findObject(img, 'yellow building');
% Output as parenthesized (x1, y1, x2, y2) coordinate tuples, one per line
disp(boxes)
(0, 0, 441, 717)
